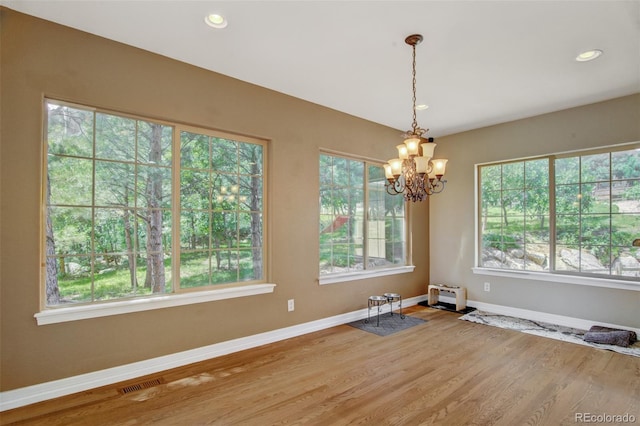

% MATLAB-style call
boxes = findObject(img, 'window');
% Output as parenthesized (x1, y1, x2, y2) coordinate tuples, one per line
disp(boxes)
(479, 159, 550, 270)
(319, 153, 406, 278)
(478, 144, 640, 281)
(44, 99, 266, 307)
(179, 130, 264, 287)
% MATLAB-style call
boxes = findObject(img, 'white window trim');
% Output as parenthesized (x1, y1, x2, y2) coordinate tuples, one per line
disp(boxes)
(319, 265, 415, 285)
(35, 283, 276, 325)
(472, 267, 640, 292)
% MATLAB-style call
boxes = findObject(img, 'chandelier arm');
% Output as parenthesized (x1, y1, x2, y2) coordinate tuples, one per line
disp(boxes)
(429, 178, 446, 194)
(385, 178, 404, 195)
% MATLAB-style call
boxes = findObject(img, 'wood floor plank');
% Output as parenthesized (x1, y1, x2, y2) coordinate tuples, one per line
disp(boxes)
(2, 306, 639, 425)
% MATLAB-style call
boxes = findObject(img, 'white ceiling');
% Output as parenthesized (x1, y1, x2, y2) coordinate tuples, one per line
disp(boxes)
(3, 0, 640, 137)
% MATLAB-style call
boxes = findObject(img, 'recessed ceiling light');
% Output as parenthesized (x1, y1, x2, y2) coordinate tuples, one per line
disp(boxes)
(576, 49, 603, 62)
(205, 13, 227, 29)
(415, 104, 429, 110)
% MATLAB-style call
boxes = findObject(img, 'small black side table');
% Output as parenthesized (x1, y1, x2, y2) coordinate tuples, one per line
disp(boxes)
(384, 293, 405, 319)
(365, 295, 387, 327)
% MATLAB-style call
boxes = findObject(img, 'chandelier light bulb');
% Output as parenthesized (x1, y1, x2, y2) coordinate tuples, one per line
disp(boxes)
(384, 164, 394, 179)
(404, 138, 420, 156)
(389, 159, 403, 177)
(432, 159, 448, 176)
(396, 144, 409, 160)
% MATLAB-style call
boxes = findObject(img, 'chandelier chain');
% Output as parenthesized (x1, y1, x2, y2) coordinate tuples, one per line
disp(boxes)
(411, 42, 418, 134)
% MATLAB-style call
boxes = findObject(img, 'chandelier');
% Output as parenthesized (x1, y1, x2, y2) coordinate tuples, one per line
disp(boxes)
(384, 34, 447, 202)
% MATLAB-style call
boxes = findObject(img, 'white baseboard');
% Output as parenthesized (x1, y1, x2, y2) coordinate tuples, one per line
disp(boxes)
(3, 294, 637, 412)
(464, 298, 640, 335)
(0, 295, 428, 411)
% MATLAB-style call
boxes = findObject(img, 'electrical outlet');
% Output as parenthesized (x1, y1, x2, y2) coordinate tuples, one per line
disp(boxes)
(484, 282, 491, 292)
(287, 299, 295, 312)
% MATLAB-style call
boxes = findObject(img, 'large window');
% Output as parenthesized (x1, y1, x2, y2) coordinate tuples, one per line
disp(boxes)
(479, 144, 640, 281)
(319, 153, 406, 277)
(44, 100, 266, 307)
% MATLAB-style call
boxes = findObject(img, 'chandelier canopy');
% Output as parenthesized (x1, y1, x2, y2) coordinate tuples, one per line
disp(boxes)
(384, 34, 447, 202)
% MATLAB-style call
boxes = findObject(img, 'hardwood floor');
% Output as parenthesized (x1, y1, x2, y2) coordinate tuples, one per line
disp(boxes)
(2, 306, 639, 425)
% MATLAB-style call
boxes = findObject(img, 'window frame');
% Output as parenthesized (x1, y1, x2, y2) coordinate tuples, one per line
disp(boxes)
(475, 141, 640, 290)
(318, 150, 414, 285)
(38, 98, 273, 324)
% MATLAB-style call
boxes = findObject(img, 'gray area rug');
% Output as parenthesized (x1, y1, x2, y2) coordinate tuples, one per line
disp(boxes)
(460, 310, 640, 357)
(348, 312, 427, 336)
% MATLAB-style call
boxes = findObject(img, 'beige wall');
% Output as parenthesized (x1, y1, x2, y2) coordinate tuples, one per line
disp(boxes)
(431, 94, 640, 328)
(0, 9, 430, 391)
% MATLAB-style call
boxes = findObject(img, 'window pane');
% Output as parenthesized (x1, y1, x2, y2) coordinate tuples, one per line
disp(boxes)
(180, 211, 210, 250)
(525, 159, 549, 188)
(238, 143, 263, 176)
(138, 122, 172, 166)
(320, 155, 333, 187)
(367, 164, 405, 268)
(580, 214, 610, 244)
(526, 215, 549, 244)
(239, 248, 261, 281)
(525, 189, 548, 215)
(502, 189, 524, 212)
(181, 132, 210, 170)
(482, 190, 502, 217)
(502, 162, 524, 189)
(212, 138, 238, 173)
(555, 184, 580, 214)
(179, 131, 265, 288)
(181, 170, 211, 210)
(95, 161, 135, 207)
(581, 246, 610, 274)
(95, 113, 136, 161)
(555, 215, 579, 245)
(239, 175, 263, 212)
(49, 156, 93, 206)
(214, 174, 239, 206)
(45, 100, 173, 305)
(480, 165, 501, 193)
(319, 154, 406, 276)
(581, 153, 610, 182)
(94, 208, 129, 254)
(137, 165, 172, 209)
(49, 206, 93, 255)
(349, 160, 364, 187)
(612, 149, 640, 180)
(57, 255, 93, 303)
(588, 182, 608, 212)
(180, 251, 211, 288)
(611, 213, 640, 246)
(47, 103, 94, 157)
(613, 179, 640, 213)
(480, 160, 550, 271)
(212, 250, 239, 284)
(555, 157, 579, 184)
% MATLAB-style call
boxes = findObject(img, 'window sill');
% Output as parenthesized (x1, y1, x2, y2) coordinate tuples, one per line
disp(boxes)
(34, 283, 277, 325)
(472, 267, 640, 292)
(319, 265, 415, 285)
